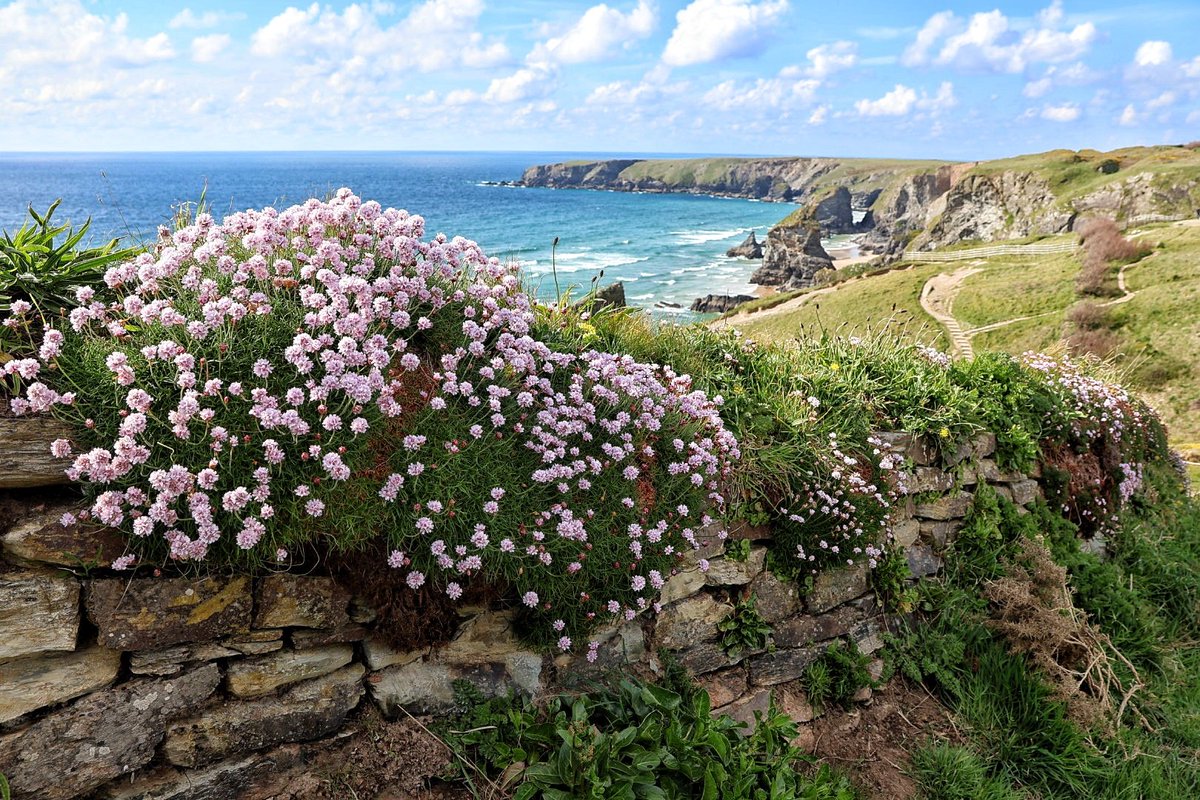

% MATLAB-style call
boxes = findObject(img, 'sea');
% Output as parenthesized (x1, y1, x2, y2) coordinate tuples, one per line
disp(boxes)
(0, 151, 803, 318)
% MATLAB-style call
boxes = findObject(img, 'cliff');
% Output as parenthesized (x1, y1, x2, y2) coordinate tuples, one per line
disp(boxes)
(522, 146, 1200, 261)
(752, 216, 833, 290)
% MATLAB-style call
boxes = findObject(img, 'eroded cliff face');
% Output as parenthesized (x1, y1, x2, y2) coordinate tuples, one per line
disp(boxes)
(1071, 171, 1200, 222)
(752, 222, 833, 290)
(912, 171, 1070, 250)
(520, 158, 918, 203)
(860, 168, 954, 258)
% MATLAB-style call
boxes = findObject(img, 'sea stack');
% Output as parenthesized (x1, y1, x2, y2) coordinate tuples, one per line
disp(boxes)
(726, 231, 763, 259)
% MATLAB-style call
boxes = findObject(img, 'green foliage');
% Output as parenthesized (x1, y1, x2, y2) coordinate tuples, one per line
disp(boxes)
(718, 593, 772, 658)
(909, 743, 1024, 800)
(726, 538, 752, 562)
(949, 352, 1054, 472)
(444, 677, 861, 800)
(870, 545, 917, 613)
(0, 771, 8, 800)
(803, 641, 873, 712)
(0, 200, 139, 357)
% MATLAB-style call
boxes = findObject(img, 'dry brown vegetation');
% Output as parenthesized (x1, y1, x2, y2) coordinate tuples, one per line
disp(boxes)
(1075, 217, 1151, 297)
(984, 538, 1145, 731)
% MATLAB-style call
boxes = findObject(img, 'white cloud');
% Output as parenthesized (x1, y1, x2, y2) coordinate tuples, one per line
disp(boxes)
(168, 9, 245, 30)
(1134, 40, 1173, 67)
(902, 2, 1096, 73)
(901, 10, 957, 67)
(191, 34, 231, 64)
(0, 1, 175, 72)
(1185, 57, 1200, 78)
(529, 1, 655, 66)
(1041, 102, 1080, 121)
(1146, 90, 1176, 109)
(1023, 77, 1052, 98)
(807, 104, 829, 124)
(805, 41, 857, 78)
(855, 84, 917, 116)
(250, 0, 510, 73)
(483, 67, 555, 104)
(854, 82, 954, 117)
(662, 0, 789, 67)
(702, 69, 819, 111)
(1119, 104, 1138, 126)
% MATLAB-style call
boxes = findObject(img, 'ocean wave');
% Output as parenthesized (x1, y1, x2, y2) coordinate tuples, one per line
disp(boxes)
(670, 228, 747, 245)
(630, 292, 656, 300)
(527, 252, 650, 274)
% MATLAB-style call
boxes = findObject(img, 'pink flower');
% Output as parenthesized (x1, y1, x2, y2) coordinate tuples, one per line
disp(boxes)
(522, 591, 539, 607)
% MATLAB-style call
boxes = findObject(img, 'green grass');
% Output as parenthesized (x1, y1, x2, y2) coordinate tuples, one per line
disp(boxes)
(729, 221, 1200, 442)
(727, 262, 946, 346)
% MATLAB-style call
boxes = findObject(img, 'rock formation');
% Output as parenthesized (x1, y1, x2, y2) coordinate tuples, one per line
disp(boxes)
(691, 294, 755, 313)
(752, 217, 834, 290)
(726, 231, 763, 259)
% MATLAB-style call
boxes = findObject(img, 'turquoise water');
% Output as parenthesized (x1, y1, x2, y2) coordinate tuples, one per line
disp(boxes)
(0, 151, 798, 316)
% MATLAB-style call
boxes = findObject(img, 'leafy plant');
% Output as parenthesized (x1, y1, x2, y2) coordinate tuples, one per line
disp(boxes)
(1, 200, 138, 357)
(718, 593, 773, 658)
(444, 677, 861, 799)
(803, 640, 874, 712)
(870, 545, 917, 613)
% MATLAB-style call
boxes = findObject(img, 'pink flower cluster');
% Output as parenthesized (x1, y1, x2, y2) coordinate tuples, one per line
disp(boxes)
(8, 189, 740, 646)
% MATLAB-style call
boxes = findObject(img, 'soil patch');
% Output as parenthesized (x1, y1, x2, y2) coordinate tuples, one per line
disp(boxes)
(803, 679, 962, 799)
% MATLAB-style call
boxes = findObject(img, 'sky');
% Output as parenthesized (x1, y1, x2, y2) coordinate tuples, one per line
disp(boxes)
(1, 0, 1197, 159)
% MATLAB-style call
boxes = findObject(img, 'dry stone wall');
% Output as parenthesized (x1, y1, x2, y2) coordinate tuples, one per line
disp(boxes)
(0, 416, 1048, 799)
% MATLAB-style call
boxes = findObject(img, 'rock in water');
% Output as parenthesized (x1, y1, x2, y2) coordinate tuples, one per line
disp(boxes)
(593, 282, 626, 308)
(726, 231, 763, 259)
(752, 220, 833, 291)
(690, 294, 755, 313)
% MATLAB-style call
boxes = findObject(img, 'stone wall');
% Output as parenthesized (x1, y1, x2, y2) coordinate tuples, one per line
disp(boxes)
(0, 417, 1045, 799)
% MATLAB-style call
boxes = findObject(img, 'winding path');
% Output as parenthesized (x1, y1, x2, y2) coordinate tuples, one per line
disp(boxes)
(919, 266, 981, 358)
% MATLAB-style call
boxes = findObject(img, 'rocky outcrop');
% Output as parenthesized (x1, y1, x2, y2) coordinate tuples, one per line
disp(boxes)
(859, 167, 954, 259)
(1071, 171, 1200, 223)
(752, 219, 834, 290)
(520, 157, 936, 203)
(810, 187, 857, 234)
(912, 171, 1069, 251)
(726, 231, 763, 259)
(593, 282, 627, 308)
(691, 294, 755, 313)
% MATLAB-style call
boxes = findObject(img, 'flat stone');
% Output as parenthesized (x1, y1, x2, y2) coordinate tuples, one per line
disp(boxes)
(704, 547, 767, 586)
(441, 610, 525, 661)
(163, 663, 364, 768)
(995, 485, 1015, 503)
(88, 576, 252, 651)
(0, 415, 75, 488)
(748, 569, 801, 623)
(1, 500, 125, 568)
(713, 688, 772, 734)
(362, 636, 423, 672)
(130, 643, 239, 676)
(944, 439, 973, 466)
(899, 467, 955, 495)
(348, 596, 378, 624)
(1010, 479, 1040, 506)
(370, 659, 520, 716)
(972, 432, 997, 459)
(873, 432, 912, 456)
(777, 685, 816, 723)
(290, 623, 369, 649)
(749, 646, 827, 687)
(0, 664, 219, 800)
(726, 519, 773, 542)
(920, 520, 963, 548)
(890, 517, 920, 548)
(654, 594, 730, 650)
(905, 544, 943, 579)
(914, 492, 972, 521)
(805, 563, 869, 613)
(254, 575, 350, 629)
(774, 605, 864, 648)
(660, 567, 705, 605)
(697, 666, 748, 708)
(95, 749, 288, 800)
(674, 641, 744, 675)
(225, 644, 355, 699)
(0, 569, 79, 661)
(0, 645, 122, 724)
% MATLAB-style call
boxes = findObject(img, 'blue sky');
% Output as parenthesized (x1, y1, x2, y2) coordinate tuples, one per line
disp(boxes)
(1, 0, 1197, 158)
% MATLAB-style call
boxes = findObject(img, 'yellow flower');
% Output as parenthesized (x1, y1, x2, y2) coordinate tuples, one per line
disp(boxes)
(939, 427, 951, 438)
(577, 321, 597, 339)
(829, 362, 841, 371)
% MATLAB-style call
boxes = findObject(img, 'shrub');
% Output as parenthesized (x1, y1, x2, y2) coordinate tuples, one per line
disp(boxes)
(1066, 301, 1111, 330)
(0, 201, 139, 361)
(803, 640, 874, 712)
(443, 677, 861, 799)
(3, 191, 740, 649)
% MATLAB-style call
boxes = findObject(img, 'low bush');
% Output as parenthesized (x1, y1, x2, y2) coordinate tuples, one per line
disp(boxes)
(443, 677, 861, 799)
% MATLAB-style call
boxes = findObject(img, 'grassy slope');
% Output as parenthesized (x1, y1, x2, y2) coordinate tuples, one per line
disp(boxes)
(966, 145, 1200, 201)
(728, 262, 947, 347)
(729, 222, 1200, 442)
